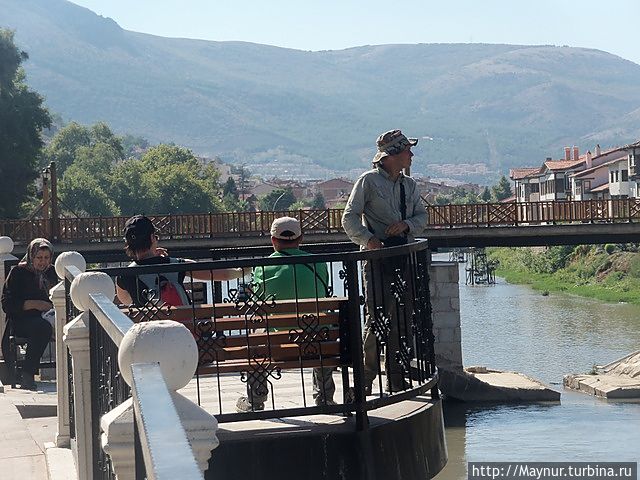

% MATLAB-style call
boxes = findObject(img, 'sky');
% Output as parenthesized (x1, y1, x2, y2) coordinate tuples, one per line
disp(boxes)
(67, 0, 640, 65)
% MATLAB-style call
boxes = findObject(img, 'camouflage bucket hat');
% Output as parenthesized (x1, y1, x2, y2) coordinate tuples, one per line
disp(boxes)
(372, 129, 418, 164)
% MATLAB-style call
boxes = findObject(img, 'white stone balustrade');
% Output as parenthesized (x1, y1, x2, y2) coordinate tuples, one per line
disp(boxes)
(63, 270, 115, 480)
(102, 320, 218, 480)
(0, 236, 17, 362)
(51, 251, 87, 447)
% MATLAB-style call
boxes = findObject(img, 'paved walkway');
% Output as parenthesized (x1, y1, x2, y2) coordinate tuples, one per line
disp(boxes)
(0, 380, 58, 480)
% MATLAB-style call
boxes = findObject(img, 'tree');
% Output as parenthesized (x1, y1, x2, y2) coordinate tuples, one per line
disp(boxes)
(480, 187, 492, 203)
(122, 144, 223, 214)
(492, 176, 513, 201)
(311, 191, 326, 209)
(0, 29, 51, 217)
(259, 188, 296, 211)
(43, 121, 124, 175)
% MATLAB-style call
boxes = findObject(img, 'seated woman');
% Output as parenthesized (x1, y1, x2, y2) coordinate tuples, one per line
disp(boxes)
(1, 238, 58, 390)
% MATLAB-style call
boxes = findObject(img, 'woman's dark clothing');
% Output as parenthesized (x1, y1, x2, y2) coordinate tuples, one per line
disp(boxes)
(1, 264, 58, 375)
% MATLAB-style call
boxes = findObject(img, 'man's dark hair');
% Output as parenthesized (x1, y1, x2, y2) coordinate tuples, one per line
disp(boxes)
(123, 215, 155, 258)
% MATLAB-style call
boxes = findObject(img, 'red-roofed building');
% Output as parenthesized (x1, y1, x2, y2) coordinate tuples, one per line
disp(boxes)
(511, 142, 640, 202)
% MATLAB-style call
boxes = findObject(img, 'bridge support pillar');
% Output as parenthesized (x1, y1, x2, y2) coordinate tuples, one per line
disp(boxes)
(429, 262, 463, 371)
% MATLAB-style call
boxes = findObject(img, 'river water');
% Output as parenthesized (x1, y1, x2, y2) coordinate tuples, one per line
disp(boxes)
(435, 262, 640, 480)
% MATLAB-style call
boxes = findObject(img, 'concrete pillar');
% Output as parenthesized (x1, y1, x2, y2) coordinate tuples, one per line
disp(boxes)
(0, 236, 18, 361)
(102, 321, 219, 479)
(64, 271, 115, 480)
(429, 261, 463, 370)
(52, 252, 87, 447)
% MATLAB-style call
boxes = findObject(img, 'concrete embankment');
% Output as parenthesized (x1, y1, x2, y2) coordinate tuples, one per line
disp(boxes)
(439, 366, 561, 402)
(564, 351, 640, 398)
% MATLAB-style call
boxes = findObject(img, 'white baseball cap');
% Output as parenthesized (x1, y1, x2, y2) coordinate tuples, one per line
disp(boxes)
(270, 216, 302, 240)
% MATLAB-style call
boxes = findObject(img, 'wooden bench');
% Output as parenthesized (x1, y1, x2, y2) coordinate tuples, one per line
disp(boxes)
(124, 297, 352, 376)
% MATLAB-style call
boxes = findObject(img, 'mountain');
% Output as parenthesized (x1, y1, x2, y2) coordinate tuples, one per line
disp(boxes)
(3, 0, 640, 182)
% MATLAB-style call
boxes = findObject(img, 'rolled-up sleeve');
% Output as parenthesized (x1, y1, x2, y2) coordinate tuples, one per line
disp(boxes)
(404, 183, 428, 234)
(342, 176, 373, 247)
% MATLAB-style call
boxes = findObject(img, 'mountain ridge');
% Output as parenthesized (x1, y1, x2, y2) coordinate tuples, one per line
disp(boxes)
(2, 0, 640, 181)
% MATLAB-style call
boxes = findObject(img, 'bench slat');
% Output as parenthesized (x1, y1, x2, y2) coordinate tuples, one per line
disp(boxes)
(197, 357, 343, 375)
(125, 297, 348, 321)
(200, 341, 341, 362)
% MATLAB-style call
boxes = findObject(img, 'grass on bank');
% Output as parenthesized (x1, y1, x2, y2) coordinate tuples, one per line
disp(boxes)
(487, 246, 640, 304)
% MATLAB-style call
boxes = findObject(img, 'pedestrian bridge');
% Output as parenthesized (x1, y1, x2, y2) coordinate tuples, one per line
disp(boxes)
(2, 199, 640, 258)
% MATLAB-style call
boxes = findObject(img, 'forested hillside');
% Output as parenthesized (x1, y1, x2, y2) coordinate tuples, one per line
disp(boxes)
(3, 0, 640, 181)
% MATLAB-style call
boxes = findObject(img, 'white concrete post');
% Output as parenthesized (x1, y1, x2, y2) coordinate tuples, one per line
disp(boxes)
(52, 252, 87, 448)
(63, 271, 115, 480)
(101, 321, 219, 480)
(0, 236, 17, 361)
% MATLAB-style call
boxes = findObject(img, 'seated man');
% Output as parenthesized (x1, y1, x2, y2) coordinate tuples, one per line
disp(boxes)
(115, 215, 243, 306)
(236, 216, 335, 412)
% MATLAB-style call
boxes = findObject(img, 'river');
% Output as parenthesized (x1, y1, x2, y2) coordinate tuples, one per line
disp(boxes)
(435, 262, 640, 480)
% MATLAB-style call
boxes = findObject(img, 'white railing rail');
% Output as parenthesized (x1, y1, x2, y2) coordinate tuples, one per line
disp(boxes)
(61, 258, 217, 480)
(131, 363, 203, 480)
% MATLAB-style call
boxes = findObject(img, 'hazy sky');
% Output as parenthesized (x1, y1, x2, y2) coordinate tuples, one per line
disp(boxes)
(68, 0, 640, 65)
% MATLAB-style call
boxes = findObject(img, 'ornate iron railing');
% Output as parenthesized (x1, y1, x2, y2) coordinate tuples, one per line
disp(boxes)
(4, 199, 640, 244)
(97, 240, 438, 428)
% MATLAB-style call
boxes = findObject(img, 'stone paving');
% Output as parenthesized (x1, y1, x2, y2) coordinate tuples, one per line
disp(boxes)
(0, 380, 58, 480)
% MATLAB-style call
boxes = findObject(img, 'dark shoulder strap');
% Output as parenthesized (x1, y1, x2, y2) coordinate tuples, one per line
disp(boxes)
(400, 181, 407, 220)
(278, 251, 330, 296)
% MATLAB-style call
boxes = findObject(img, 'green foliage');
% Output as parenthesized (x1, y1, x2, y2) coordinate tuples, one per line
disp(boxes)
(117, 145, 223, 214)
(52, 124, 225, 215)
(222, 177, 238, 199)
(491, 175, 512, 201)
(488, 246, 640, 304)
(120, 134, 149, 158)
(0, 29, 51, 217)
(480, 187, 492, 202)
(259, 188, 296, 211)
(311, 191, 326, 209)
(289, 200, 306, 210)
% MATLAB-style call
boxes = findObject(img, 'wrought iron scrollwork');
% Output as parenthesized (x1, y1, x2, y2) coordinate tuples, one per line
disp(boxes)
(194, 320, 227, 365)
(372, 305, 391, 345)
(288, 313, 330, 357)
(395, 337, 413, 375)
(240, 357, 282, 398)
(390, 268, 407, 304)
(232, 281, 276, 324)
(127, 290, 171, 323)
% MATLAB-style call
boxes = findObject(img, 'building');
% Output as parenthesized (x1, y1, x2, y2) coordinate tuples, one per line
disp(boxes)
(511, 142, 640, 202)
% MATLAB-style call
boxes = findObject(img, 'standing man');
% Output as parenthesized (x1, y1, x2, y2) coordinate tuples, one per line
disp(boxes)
(236, 216, 336, 412)
(342, 129, 427, 393)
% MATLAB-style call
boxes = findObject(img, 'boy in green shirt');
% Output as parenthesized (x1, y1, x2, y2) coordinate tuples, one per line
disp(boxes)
(236, 217, 336, 412)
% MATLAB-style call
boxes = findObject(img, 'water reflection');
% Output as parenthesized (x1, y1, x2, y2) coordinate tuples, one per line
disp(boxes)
(436, 261, 640, 479)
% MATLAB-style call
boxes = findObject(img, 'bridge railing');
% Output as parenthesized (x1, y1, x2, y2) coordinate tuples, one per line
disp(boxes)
(424, 198, 640, 227)
(0, 209, 346, 244)
(4, 199, 640, 244)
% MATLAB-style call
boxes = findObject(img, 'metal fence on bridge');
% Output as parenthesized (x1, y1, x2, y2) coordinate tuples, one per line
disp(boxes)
(3, 199, 640, 244)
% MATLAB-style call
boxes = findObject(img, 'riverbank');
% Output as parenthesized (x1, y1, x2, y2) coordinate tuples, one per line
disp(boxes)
(487, 246, 640, 304)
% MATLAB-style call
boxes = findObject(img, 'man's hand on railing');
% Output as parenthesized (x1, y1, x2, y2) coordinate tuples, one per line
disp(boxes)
(366, 237, 383, 250)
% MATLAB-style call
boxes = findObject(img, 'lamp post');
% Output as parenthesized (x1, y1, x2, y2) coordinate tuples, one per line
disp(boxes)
(272, 191, 287, 211)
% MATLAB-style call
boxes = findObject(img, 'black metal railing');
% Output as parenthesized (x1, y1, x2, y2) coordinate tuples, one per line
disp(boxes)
(63, 273, 80, 440)
(89, 308, 131, 480)
(96, 240, 438, 429)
